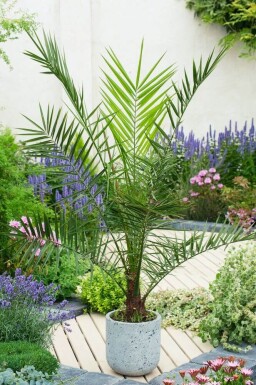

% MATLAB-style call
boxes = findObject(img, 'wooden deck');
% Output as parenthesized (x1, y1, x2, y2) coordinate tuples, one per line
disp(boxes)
(50, 240, 232, 383)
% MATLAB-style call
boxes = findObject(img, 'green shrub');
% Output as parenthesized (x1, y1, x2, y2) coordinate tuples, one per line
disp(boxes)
(0, 366, 56, 385)
(0, 129, 53, 272)
(34, 253, 90, 299)
(79, 266, 126, 313)
(147, 288, 211, 330)
(199, 243, 256, 351)
(0, 342, 59, 374)
(186, 0, 256, 58)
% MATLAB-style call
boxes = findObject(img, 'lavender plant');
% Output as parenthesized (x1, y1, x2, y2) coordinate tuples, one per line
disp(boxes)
(28, 150, 104, 219)
(0, 269, 73, 347)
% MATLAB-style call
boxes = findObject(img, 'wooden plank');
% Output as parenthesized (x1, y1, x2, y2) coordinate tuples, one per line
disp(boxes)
(76, 314, 123, 377)
(186, 260, 216, 281)
(180, 266, 209, 288)
(65, 318, 100, 372)
(163, 274, 188, 290)
(173, 270, 199, 289)
(166, 326, 202, 359)
(90, 313, 106, 340)
(186, 330, 212, 353)
(161, 329, 189, 367)
(51, 324, 79, 368)
(158, 348, 176, 373)
(181, 261, 210, 286)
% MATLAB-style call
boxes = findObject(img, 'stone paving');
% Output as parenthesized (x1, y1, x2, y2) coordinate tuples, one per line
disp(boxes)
(58, 345, 256, 385)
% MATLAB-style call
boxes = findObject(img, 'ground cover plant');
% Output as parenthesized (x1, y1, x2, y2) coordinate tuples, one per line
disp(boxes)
(0, 269, 73, 347)
(199, 243, 256, 352)
(147, 287, 211, 330)
(13, 30, 253, 324)
(0, 366, 57, 385)
(0, 341, 59, 373)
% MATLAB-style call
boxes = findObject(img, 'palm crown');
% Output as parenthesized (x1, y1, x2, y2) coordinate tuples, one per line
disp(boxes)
(15, 32, 250, 321)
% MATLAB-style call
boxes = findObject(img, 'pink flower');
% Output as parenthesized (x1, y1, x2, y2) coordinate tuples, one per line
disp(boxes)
(240, 368, 253, 377)
(210, 185, 216, 190)
(196, 375, 210, 383)
(188, 369, 201, 378)
(21, 216, 29, 225)
(209, 168, 216, 173)
(207, 358, 225, 371)
(190, 177, 196, 184)
(40, 239, 46, 247)
(213, 173, 220, 181)
(19, 226, 27, 234)
(35, 248, 41, 257)
(183, 197, 189, 203)
(198, 181, 204, 186)
(204, 177, 212, 184)
(198, 170, 208, 177)
(245, 381, 254, 385)
(163, 380, 175, 385)
(190, 192, 200, 197)
(217, 183, 223, 189)
(9, 220, 21, 228)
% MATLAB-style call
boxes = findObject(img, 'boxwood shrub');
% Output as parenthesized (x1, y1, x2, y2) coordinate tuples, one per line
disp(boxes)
(0, 341, 59, 373)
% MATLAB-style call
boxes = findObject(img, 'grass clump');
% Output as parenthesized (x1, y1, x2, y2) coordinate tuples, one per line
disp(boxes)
(0, 341, 59, 373)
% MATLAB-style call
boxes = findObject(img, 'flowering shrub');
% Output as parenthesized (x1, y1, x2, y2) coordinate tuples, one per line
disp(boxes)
(0, 269, 73, 347)
(163, 356, 254, 385)
(168, 120, 256, 186)
(199, 244, 256, 352)
(183, 169, 225, 221)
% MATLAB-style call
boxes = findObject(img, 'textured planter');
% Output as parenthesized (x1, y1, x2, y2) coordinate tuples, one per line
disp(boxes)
(106, 310, 161, 376)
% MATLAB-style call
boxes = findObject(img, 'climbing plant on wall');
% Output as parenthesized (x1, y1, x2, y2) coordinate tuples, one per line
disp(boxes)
(186, 0, 256, 58)
(0, 0, 36, 66)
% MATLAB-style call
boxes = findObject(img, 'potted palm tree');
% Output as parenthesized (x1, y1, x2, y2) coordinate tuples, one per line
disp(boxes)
(15, 32, 251, 376)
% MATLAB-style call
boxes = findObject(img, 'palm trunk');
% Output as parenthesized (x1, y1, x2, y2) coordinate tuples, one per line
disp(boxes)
(125, 274, 147, 322)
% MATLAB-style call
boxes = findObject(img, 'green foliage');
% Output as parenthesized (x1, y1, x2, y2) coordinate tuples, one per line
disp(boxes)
(0, 341, 59, 374)
(79, 266, 126, 314)
(147, 288, 211, 330)
(0, 366, 56, 385)
(0, 0, 36, 66)
(199, 243, 256, 351)
(0, 129, 53, 272)
(222, 176, 256, 210)
(34, 253, 90, 299)
(186, 0, 256, 58)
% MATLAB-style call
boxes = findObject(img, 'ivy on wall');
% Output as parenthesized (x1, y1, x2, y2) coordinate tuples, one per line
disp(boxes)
(0, 0, 36, 66)
(186, 0, 256, 58)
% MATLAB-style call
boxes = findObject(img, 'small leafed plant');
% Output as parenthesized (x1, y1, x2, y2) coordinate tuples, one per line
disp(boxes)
(0, 366, 57, 385)
(163, 356, 254, 385)
(0, 269, 73, 347)
(14, 31, 253, 322)
(199, 244, 256, 352)
(79, 265, 126, 314)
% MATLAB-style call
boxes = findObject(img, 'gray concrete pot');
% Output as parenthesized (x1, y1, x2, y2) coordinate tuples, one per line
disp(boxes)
(106, 310, 161, 376)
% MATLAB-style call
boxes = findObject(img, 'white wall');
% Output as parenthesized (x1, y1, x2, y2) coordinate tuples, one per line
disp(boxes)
(0, 0, 255, 139)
